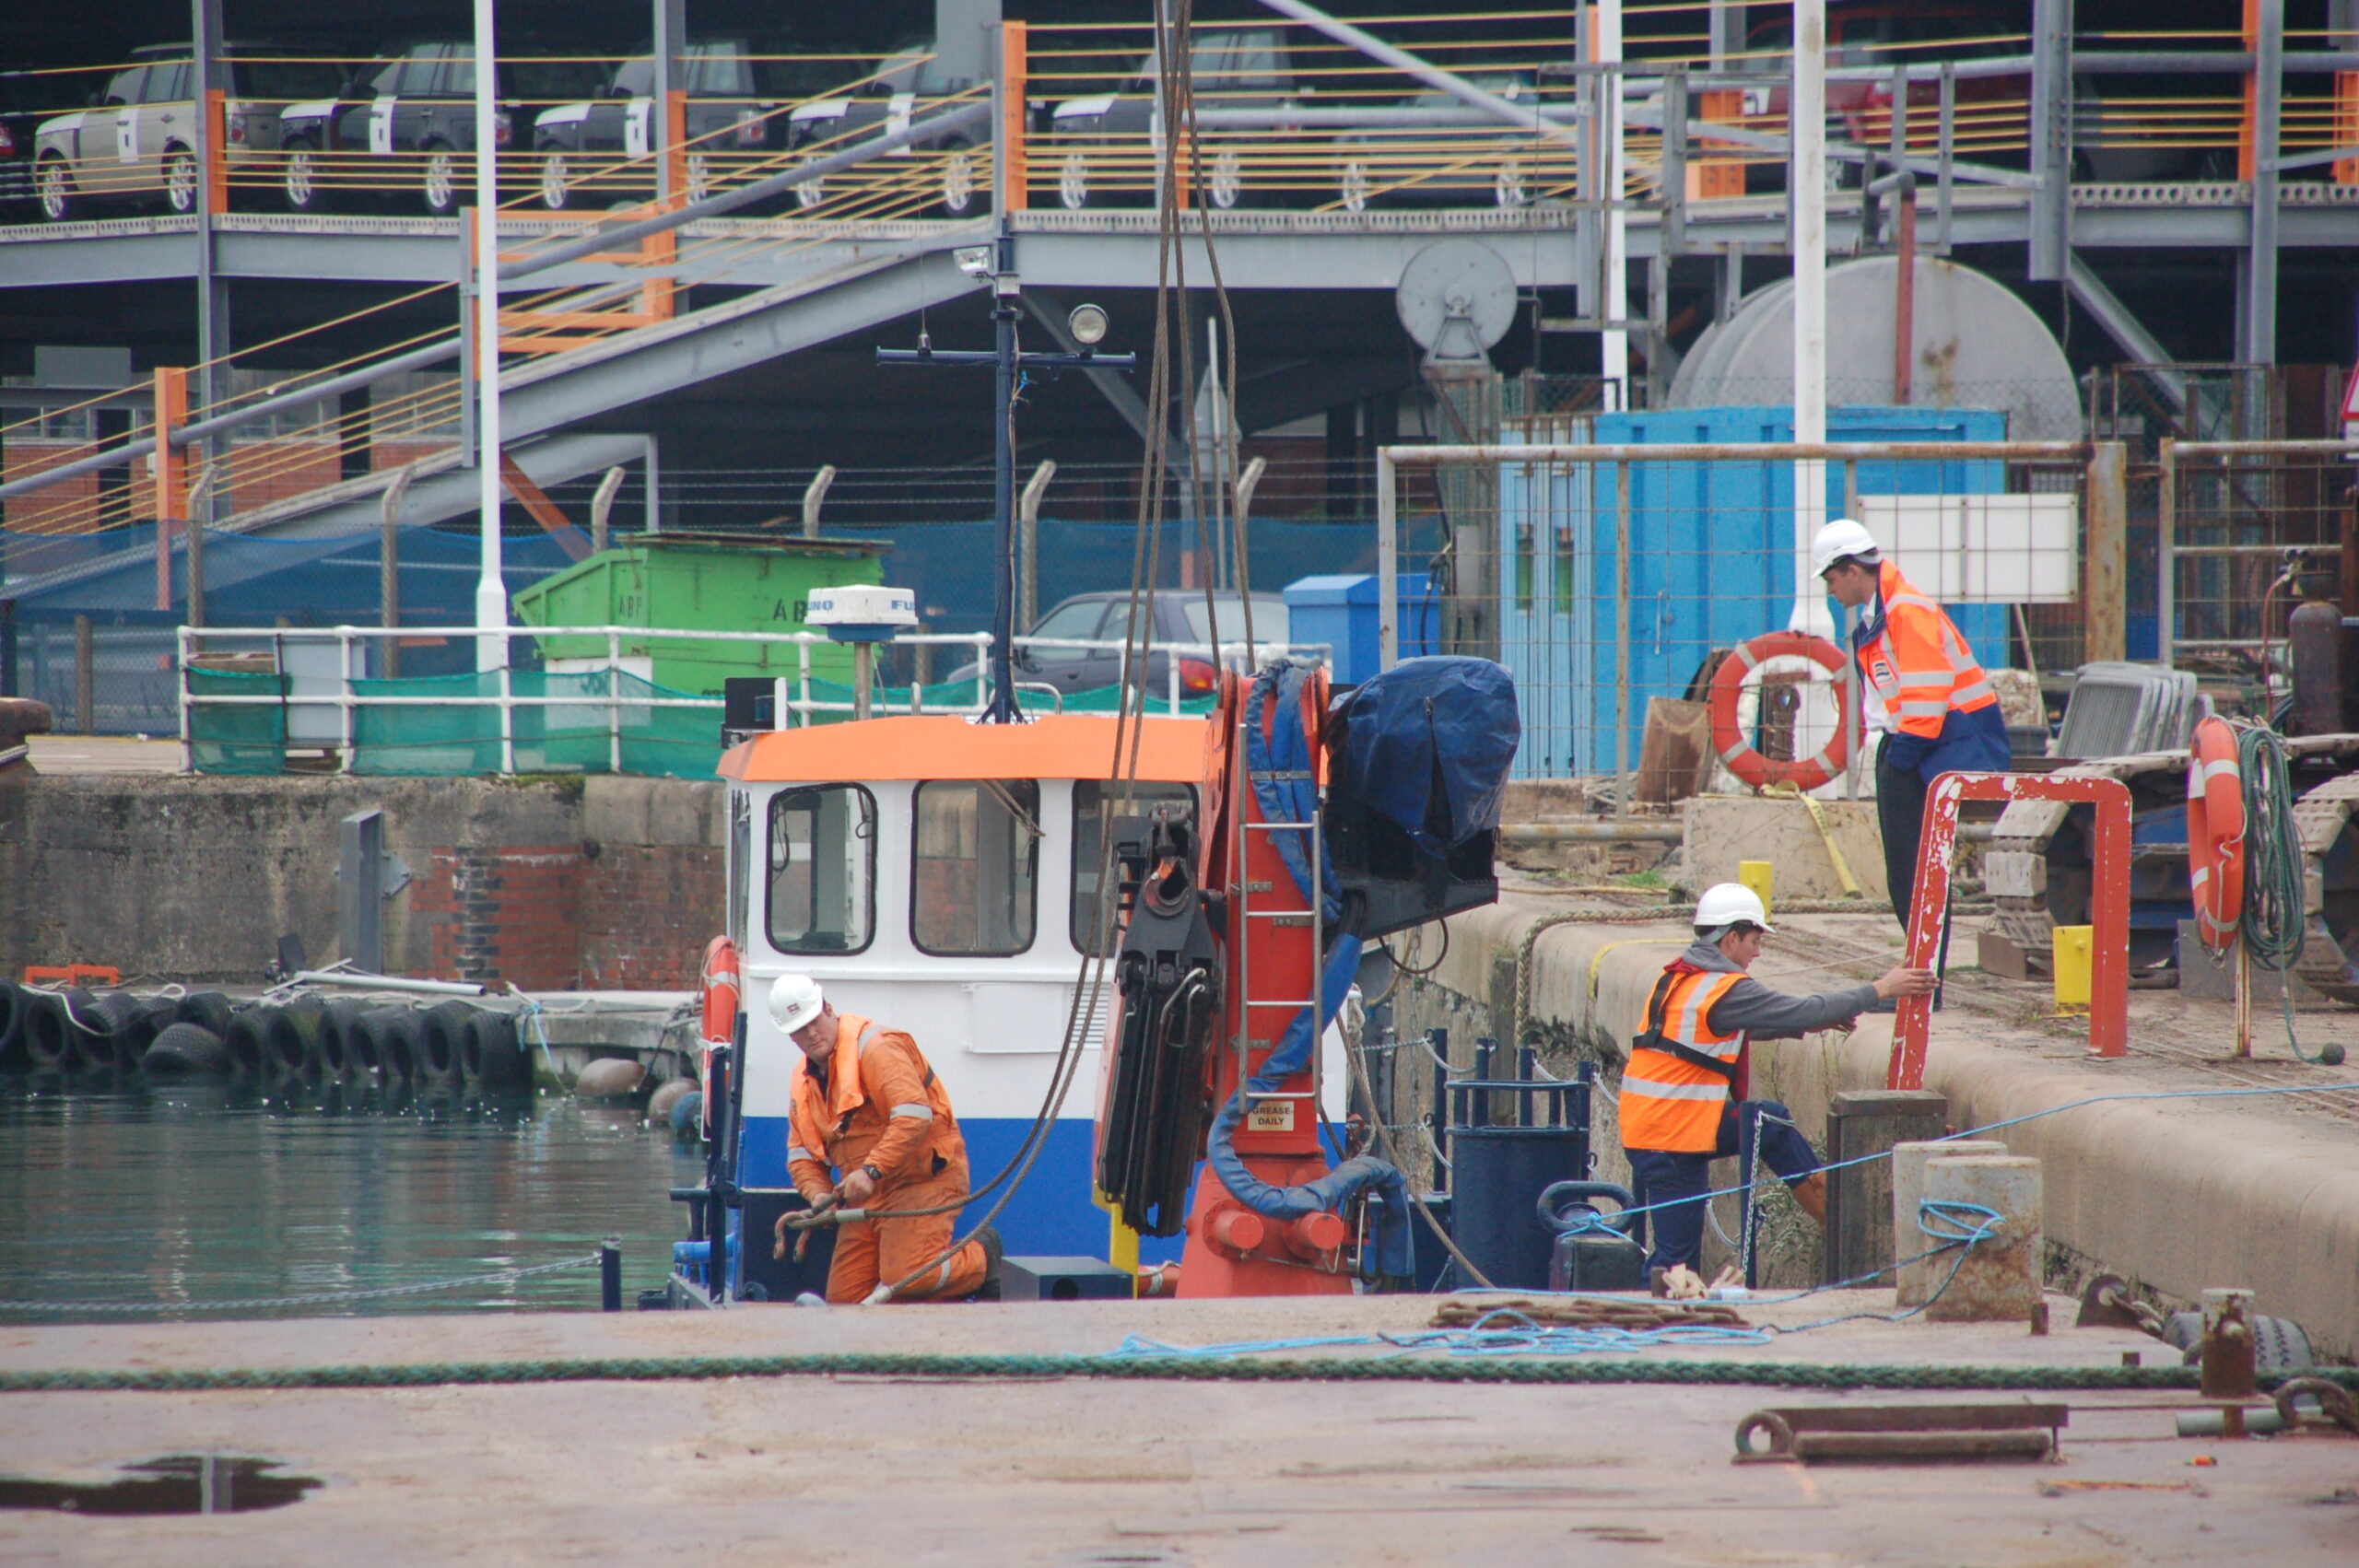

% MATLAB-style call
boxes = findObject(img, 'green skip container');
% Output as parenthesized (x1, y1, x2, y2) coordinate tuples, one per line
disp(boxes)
(512, 533, 888, 696)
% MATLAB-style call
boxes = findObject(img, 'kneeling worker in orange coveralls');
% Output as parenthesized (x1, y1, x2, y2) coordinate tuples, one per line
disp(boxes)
(769, 975, 1002, 1304)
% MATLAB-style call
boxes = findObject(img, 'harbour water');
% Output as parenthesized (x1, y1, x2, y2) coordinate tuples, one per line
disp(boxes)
(0, 1078, 705, 1321)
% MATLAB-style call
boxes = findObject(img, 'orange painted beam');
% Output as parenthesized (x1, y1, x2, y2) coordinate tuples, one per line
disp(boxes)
(497, 452, 593, 562)
(204, 90, 229, 214)
(153, 367, 188, 611)
(1001, 21, 1028, 211)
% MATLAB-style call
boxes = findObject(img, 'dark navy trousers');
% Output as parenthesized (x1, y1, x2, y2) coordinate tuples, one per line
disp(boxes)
(1625, 1100, 1820, 1276)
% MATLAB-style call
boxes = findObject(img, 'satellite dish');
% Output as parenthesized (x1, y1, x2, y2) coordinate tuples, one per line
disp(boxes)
(1395, 241, 1517, 366)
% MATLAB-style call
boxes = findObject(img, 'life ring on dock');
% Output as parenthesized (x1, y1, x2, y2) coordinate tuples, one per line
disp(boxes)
(1708, 632, 1854, 792)
(2187, 715, 2246, 953)
(699, 936, 741, 1136)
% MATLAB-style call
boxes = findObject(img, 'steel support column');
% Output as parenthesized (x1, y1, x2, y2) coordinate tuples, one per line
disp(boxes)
(2244, 0, 2283, 364)
(2027, 0, 2072, 281)
(189, 0, 227, 629)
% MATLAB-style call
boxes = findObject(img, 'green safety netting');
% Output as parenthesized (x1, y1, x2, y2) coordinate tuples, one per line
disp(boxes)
(185, 668, 288, 775)
(346, 669, 721, 778)
(188, 671, 1218, 777)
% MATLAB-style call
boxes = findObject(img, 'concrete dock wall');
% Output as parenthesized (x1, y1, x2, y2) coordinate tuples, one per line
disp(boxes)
(0, 773, 722, 989)
(1387, 897, 2359, 1359)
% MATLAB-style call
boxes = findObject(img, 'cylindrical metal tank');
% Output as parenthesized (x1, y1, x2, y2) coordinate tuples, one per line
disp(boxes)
(1445, 1049, 1595, 1290)
(1669, 257, 2083, 440)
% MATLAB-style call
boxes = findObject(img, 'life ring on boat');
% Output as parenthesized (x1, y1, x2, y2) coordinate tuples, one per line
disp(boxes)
(699, 935, 741, 1137)
(1708, 632, 1854, 792)
(2187, 715, 2246, 953)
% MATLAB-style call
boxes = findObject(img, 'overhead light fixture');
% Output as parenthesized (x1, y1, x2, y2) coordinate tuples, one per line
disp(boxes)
(954, 245, 993, 278)
(1066, 303, 1109, 345)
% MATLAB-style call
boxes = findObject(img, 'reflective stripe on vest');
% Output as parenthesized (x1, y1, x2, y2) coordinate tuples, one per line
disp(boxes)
(1857, 563, 1998, 734)
(1619, 969, 1747, 1153)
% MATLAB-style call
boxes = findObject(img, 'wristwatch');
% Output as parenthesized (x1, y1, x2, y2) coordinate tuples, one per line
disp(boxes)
(861, 1163, 883, 1183)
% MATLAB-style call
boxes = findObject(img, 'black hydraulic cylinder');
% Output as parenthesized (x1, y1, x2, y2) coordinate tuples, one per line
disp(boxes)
(599, 1237, 622, 1312)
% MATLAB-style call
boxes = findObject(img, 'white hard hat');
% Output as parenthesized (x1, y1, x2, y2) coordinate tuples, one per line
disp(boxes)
(1809, 518, 1881, 579)
(769, 974, 827, 1035)
(1694, 882, 1774, 934)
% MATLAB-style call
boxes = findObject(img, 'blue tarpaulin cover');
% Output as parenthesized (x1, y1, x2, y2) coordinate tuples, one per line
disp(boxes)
(1331, 657, 1520, 850)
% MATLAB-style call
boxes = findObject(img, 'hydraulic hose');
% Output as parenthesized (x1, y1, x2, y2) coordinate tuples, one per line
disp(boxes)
(2235, 724, 2331, 1064)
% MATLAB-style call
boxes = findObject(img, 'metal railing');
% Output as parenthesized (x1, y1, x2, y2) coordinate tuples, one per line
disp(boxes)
(2156, 439, 2359, 684)
(173, 623, 1330, 775)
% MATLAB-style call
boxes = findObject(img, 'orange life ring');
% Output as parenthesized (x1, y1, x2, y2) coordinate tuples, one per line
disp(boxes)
(1708, 632, 1855, 792)
(698, 935, 741, 1136)
(2187, 716, 2246, 952)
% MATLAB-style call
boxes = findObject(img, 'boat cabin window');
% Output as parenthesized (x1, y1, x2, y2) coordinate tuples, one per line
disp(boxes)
(1071, 780, 1195, 954)
(911, 779, 1040, 956)
(769, 785, 876, 954)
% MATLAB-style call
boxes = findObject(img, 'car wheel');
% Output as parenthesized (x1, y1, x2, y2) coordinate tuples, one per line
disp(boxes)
(421, 143, 460, 216)
(1494, 159, 1528, 208)
(163, 149, 199, 214)
(941, 143, 980, 215)
(793, 160, 825, 210)
(1208, 147, 1244, 209)
(35, 156, 75, 222)
(538, 151, 569, 210)
(1340, 158, 1370, 214)
(1059, 151, 1089, 210)
(282, 139, 327, 213)
(686, 151, 711, 203)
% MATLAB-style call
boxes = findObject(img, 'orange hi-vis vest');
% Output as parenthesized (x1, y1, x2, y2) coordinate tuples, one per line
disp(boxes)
(1618, 964, 1748, 1153)
(1856, 559, 1998, 741)
(785, 1013, 965, 1204)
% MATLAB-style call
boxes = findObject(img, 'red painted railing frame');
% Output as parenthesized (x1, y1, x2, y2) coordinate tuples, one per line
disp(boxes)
(1889, 769, 2132, 1089)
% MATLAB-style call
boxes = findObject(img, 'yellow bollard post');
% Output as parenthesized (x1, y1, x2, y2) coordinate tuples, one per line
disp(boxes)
(2052, 926, 2093, 1012)
(1738, 860, 1773, 917)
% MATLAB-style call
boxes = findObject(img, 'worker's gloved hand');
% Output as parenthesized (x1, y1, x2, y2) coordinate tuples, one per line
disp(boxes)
(1872, 965, 1939, 1000)
(1879, 732, 1930, 772)
(836, 1166, 878, 1208)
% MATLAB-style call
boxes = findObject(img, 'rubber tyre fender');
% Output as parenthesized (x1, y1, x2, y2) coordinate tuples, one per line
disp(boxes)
(177, 990, 234, 1036)
(2187, 715, 2246, 953)
(358, 1006, 424, 1082)
(0, 980, 25, 1070)
(277, 998, 329, 1077)
(320, 998, 374, 1082)
(462, 1009, 528, 1090)
(220, 1009, 276, 1076)
(412, 1000, 471, 1088)
(84, 990, 157, 1070)
(22, 989, 100, 1072)
(1707, 631, 1854, 792)
(2160, 1308, 2314, 1372)
(142, 1022, 235, 1075)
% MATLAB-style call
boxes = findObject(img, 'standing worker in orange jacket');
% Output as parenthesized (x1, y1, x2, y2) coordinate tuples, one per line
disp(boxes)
(1618, 883, 1936, 1281)
(1813, 519, 2013, 930)
(769, 976, 1001, 1304)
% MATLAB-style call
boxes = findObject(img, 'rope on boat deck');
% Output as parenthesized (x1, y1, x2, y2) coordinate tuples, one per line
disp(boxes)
(2, 1352, 2354, 1397)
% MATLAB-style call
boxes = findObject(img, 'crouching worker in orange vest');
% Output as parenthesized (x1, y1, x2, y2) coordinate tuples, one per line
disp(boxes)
(1618, 883, 1935, 1282)
(769, 975, 1002, 1304)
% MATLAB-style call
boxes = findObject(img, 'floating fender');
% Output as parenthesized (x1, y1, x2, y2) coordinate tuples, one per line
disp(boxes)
(573, 1056, 647, 1098)
(646, 1077, 698, 1127)
(277, 999, 328, 1076)
(2161, 1309, 2314, 1373)
(667, 1089, 703, 1139)
(1707, 631, 1854, 792)
(318, 999, 372, 1082)
(20, 989, 96, 1072)
(0, 980, 25, 1069)
(412, 1001, 472, 1088)
(83, 990, 154, 1071)
(176, 991, 234, 1036)
(461, 1010, 529, 1090)
(143, 1022, 235, 1075)
(357, 1007, 424, 1082)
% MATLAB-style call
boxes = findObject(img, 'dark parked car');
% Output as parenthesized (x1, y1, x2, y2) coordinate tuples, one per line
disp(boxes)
(533, 38, 839, 211)
(784, 37, 991, 216)
(1331, 71, 1579, 213)
(950, 591, 1295, 698)
(1046, 27, 1300, 211)
(276, 41, 604, 216)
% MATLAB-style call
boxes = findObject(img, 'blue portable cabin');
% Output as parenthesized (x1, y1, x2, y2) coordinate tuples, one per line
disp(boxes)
(1496, 406, 2013, 779)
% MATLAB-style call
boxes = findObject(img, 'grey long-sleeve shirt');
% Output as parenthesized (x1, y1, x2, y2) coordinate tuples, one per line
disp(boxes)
(1674, 939, 1879, 1041)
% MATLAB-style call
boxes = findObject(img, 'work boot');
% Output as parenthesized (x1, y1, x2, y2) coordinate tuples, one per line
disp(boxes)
(971, 1224, 1003, 1301)
(1789, 1174, 1829, 1229)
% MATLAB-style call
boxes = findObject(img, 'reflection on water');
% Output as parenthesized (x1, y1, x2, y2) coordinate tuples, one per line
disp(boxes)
(0, 1075, 706, 1321)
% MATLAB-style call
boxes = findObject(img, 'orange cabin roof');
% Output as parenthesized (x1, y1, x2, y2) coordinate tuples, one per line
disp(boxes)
(720, 713, 1215, 785)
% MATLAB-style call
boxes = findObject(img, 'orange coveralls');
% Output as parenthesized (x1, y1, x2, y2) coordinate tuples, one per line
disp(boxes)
(786, 1013, 988, 1304)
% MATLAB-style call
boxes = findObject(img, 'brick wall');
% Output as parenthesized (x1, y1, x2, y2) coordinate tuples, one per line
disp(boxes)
(579, 844, 726, 990)
(409, 844, 592, 990)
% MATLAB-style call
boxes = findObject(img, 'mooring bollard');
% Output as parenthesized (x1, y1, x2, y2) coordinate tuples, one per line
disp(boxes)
(1923, 1154, 2044, 1322)
(600, 1237, 622, 1312)
(1889, 1140, 2008, 1306)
